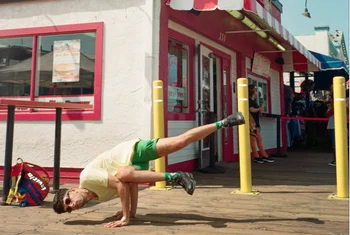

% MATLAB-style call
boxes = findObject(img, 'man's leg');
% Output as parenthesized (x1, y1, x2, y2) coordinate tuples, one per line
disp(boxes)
(256, 129, 268, 157)
(156, 112, 245, 157)
(126, 112, 245, 195)
(130, 140, 195, 194)
(328, 129, 336, 166)
(250, 135, 260, 158)
(117, 166, 195, 195)
(118, 166, 169, 183)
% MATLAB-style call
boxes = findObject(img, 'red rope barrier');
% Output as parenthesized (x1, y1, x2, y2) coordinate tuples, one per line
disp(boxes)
(280, 116, 328, 121)
(281, 116, 349, 122)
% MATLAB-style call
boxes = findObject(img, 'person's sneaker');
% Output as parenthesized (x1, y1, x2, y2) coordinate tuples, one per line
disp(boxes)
(262, 156, 275, 163)
(171, 172, 196, 195)
(328, 160, 336, 166)
(253, 157, 264, 164)
(222, 112, 245, 127)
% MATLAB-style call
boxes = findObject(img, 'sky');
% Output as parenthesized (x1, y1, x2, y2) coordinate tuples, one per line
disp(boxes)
(279, 0, 349, 50)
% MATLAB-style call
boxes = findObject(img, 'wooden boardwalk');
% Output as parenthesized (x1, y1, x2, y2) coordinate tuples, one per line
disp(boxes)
(0, 149, 348, 235)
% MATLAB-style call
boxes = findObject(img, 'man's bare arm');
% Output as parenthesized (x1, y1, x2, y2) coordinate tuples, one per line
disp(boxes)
(129, 182, 138, 217)
(250, 104, 264, 113)
(104, 175, 130, 228)
(112, 182, 138, 219)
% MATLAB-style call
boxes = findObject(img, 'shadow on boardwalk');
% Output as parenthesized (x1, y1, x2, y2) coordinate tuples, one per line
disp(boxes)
(64, 212, 325, 228)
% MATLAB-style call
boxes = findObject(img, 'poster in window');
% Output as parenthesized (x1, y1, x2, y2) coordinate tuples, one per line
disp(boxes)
(52, 39, 81, 83)
(168, 86, 185, 101)
(252, 52, 270, 78)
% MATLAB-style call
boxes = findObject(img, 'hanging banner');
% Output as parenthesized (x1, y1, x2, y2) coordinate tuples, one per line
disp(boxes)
(52, 39, 81, 83)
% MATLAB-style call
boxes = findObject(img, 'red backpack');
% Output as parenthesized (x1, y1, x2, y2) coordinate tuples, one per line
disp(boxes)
(6, 158, 50, 207)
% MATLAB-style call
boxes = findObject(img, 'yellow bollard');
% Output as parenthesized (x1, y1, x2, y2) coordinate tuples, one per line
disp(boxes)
(231, 78, 259, 195)
(329, 76, 349, 200)
(152, 80, 167, 189)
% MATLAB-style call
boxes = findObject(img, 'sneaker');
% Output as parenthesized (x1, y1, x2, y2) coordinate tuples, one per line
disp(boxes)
(223, 112, 245, 127)
(328, 160, 336, 166)
(263, 156, 275, 163)
(171, 172, 196, 195)
(253, 157, 264, 164)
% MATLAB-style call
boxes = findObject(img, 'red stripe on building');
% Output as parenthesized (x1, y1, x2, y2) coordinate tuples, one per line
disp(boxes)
(193, 0, 218, 10)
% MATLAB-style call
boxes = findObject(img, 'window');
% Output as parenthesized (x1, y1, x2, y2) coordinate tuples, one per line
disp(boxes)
(36, 34, 95, 97)
(167, 29, 195, 120)
(0, 37, 33, 97)
(0, 22, 103, 120)
(168, 39, 189, 113)
(249, 74, 269, 113)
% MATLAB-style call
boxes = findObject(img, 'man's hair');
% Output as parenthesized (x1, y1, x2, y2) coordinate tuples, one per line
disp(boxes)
(248, 85, 257, 97)
(53, 188, 69, 214)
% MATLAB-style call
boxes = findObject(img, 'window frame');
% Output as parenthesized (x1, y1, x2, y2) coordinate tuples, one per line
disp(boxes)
(0, 22, 103, 121)
(247, 71, 272, 114)
(167, 29, 195, 121)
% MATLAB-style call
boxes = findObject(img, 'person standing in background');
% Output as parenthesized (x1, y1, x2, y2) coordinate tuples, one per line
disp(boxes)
(325, 86, 335, 166)
(248, 85, 275, 164)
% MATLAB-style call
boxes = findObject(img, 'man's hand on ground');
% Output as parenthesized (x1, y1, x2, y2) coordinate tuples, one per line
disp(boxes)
(104, 219, 129, 228)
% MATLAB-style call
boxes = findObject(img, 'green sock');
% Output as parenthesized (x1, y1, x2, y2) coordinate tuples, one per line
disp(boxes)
(215, 120, 224, 130)
(165, 172, 180, 181)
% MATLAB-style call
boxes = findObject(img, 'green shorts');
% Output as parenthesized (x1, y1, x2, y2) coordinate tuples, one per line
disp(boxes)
(131, 139, 160, 170)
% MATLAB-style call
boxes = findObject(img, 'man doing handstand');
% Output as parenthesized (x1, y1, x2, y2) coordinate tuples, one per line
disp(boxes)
(53, 112, 245, 228)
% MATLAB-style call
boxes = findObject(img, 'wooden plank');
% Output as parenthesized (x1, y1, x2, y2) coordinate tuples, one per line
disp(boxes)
(0, 99, 93, 109)
(0, 150, 348, 235)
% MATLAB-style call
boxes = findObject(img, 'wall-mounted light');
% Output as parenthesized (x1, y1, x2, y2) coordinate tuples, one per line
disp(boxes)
(302, 0, 311, 18)
(208, 52, 216, 59)
(227, 10, 286, 52)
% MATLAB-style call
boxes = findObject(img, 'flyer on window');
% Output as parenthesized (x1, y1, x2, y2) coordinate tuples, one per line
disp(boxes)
(52, 39, 81, 82)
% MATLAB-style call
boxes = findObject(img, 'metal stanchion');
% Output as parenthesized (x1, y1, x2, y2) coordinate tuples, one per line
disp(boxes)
(53, 108, 62, 191)
(232, 78, 259, 195)
(150, 80, 171, 190)
(2, 106, 15, 202)
(329, 76, 349, 200)
(269, 115, 287, 158)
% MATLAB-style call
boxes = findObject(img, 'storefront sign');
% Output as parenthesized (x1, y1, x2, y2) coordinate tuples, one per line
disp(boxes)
(52, 39, 81, 83)
(341, 40, 348, 65)
(168, 86, 185, 101)
(252, 52, 270, 78)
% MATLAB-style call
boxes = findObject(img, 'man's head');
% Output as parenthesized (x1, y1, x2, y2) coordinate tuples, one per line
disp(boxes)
(53, 188, 90, 214)
(249, 85, 258, 97)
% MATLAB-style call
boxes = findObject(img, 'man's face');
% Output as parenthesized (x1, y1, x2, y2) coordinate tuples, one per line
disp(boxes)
(63, 189, 87, 213)
(253, 88, 258, 97)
